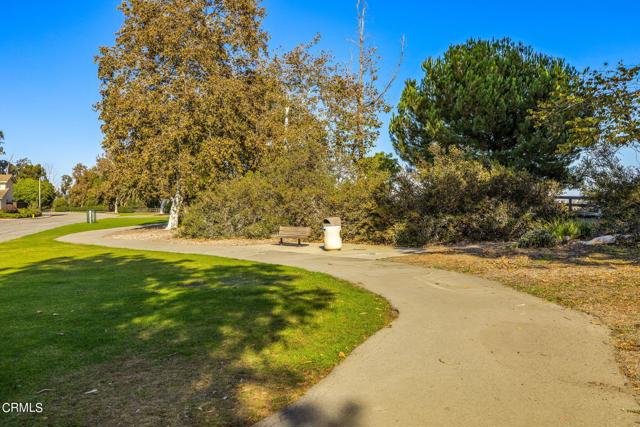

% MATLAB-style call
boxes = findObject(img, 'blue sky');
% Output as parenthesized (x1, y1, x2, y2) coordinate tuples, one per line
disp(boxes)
(1, 1, 639, 183)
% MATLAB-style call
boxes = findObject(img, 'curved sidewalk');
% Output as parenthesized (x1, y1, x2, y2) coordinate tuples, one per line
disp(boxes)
(0, 212, 91, 242)
(59, 227, 639, 427)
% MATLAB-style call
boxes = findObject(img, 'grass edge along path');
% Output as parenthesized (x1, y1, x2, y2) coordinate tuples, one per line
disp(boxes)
(0, 218, 392, 426)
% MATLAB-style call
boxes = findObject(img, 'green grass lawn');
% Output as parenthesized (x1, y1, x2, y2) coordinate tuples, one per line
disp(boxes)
(0, 219, 391, 426)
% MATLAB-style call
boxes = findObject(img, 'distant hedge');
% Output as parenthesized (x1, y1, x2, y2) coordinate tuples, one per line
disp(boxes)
(0, 207, 42, 219)
(52, 198, 108, 213)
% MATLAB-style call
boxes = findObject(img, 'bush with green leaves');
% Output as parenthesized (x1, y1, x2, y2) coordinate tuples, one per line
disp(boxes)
(329, 153, 399, 243)
(181, 148, 400, 241)
(117, 205, 135, 214)
(19, 206, 42, 218)
(52, 197, 70, 212)
(181, 171, 291, 239)
(578, 150, 640, 238)
(388, 149, 563, 245)
(182, 147, 563, 245)
(0, 212, 22, 219)
(117, 200, 148, 213)
(517, 228, 558, 248)
(13, 178, 56, 208)
(545, 219, 594, 242)
(59, 205, 109, 212)
(0, 206, 43, 219)
(181, 143, 333, 239)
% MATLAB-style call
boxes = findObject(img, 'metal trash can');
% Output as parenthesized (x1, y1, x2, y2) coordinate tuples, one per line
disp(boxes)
(86, 210, 97, 224)
(322, 217, 342, 250)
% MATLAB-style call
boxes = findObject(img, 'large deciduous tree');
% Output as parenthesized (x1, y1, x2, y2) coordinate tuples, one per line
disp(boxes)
(60, 175, 73, 197)
(68, 163, 102, 207)
(389, 38, 581, 181)
(533, 64, 640, 235)
(532, 63, 640, 155)
(13, 178, 56, 208)
(67, 159, 122, 209)
(10, 158, 46, 181)
(265, 1, 402, 177)
(96, 0, 273, 229)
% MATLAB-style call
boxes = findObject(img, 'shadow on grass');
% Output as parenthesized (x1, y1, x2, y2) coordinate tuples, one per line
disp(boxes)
(0, 252, 338, 426)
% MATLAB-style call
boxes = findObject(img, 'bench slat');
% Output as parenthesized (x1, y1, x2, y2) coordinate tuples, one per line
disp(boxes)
(277, 226, 311, 236)
(273, 226, 311, 246)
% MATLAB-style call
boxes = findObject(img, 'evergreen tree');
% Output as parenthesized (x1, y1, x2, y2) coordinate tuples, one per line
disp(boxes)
(389, 38, 581, 181)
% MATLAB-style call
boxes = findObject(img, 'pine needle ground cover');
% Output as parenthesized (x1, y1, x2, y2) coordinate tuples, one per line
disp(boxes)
(394, 243, 640, 401)
(0, 219, 391, 426)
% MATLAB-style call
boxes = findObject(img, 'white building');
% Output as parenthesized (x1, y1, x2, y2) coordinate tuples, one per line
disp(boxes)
(0, 174, 14, 211)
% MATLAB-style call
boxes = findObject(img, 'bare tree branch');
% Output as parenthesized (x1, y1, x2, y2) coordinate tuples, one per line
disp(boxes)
(371, 34, 405, 107)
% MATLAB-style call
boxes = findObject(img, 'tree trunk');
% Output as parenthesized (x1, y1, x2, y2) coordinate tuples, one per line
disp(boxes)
(160, 199, 167, 214)
(114, 197, 119, 214)
(166, 191, 183, 230)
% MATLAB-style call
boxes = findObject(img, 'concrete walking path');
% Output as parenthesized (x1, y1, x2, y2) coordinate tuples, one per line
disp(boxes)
(59, 227, 639, 427)
(0, 212, 116, 243)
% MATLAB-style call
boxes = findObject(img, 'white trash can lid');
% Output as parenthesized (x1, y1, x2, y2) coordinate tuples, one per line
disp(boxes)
(323, 217, 341, 226)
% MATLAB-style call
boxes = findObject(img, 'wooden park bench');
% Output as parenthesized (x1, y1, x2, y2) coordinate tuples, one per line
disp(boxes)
(274, 226, 312, 246)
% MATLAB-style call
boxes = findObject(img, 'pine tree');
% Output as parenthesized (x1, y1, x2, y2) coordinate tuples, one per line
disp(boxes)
(389, 38, 580, 181)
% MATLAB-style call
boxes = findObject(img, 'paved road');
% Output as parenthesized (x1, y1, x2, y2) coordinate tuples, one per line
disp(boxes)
(0, 212, 92, 242)
(60, 227, 639, 427)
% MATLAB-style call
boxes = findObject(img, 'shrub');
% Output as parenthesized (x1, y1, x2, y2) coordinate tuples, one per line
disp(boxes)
(181, 147, 563, 246)
(4, 204, 19, 213)
(181, 143, 334, 239)
(0, 212, 20, 219)
(545, 219, 594, 242)
(517, 228, 558, 248)
(577, 220, 596, 239)
(329, 153, 398, 243)
(20, 206, 42, 218)
(117, 199, 148, 213)
(181, 172, 284, 239)
(181, 149, 400, 241)
(0, 207, 42, 219)
(117, 205, 134, 214)
(388, 149, 563, 245)
(52, 198, 70, 212)
(52, 197, 109, 213)
(580, 154, 640, 237)
(64, 205, 108, 212)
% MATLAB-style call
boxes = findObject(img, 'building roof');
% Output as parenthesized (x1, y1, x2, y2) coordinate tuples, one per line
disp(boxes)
(0, 174, 12, 182)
